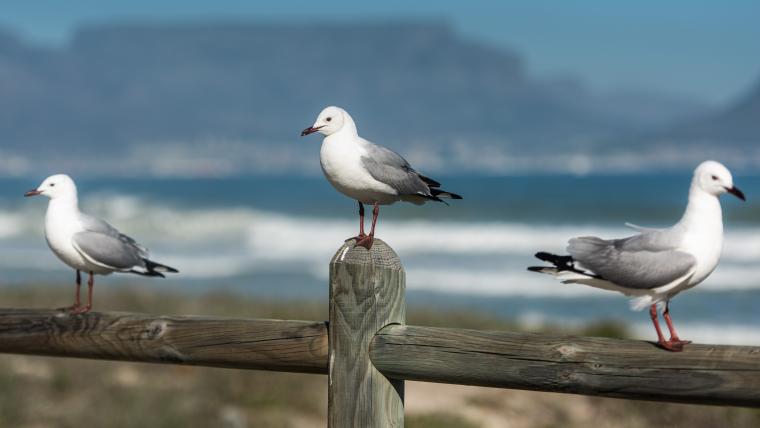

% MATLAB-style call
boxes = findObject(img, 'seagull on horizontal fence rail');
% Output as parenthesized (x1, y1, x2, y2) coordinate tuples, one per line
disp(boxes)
(25, 174, 178, 314)
(301, 106, 462, 250)
(528, 161, 745, 352)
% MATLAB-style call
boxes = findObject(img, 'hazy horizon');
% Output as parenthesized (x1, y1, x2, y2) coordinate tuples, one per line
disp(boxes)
(3, 1, 759, 105)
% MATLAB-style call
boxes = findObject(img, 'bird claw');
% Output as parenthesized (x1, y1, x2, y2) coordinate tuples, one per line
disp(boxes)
(658, 339, 690, 352)
(355, 235, 374, 250)
(57, 303, 80, 312)
(69, 305, 92, 315)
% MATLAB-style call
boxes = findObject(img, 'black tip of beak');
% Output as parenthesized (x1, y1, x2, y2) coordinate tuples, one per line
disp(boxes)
(300, 125, 323, 137)
(727, 186, 746, 201)
(24, 189, 41, 197)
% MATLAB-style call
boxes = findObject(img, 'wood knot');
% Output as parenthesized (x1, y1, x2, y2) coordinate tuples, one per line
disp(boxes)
(142, 320, 167, 340)
(556, 344, 579, 359)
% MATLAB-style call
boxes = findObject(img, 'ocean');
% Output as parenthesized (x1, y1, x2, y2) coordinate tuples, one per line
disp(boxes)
(1, 173, 758, 345)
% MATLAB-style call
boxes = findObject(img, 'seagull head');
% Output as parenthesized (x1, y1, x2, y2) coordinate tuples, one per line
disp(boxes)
(301, 106, 352, 137)
(24, 174, 78, 200)
(693, 160, 745, 201)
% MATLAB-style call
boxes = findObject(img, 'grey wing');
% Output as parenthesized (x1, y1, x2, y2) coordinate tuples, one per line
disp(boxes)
(79, 212, 119, 234)
(568, 233, 697, 290)
(72, 231, 148, 271)
(79, 213, 149, 255)
(360, 143, 431, 196)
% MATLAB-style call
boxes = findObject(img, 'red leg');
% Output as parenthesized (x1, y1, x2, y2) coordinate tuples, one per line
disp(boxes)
(650, 304, 667, 344)
(59, 270, 82, 311)
(356, 203, 379, 250)
(353, 201, 367, 239)
(72, 272, 94, 314)
(74, 270, 82, 308)
(651, 303, 686, 352)
(663, 302, 691, 347)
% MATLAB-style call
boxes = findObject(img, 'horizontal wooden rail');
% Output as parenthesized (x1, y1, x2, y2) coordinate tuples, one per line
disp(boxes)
(1, 308, 759, 407)
(370, 325, 760, 407)
(0, 308, 328, 374)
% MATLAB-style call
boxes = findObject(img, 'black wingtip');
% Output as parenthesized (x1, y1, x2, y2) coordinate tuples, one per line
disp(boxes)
(418, 174, 442, 188)
(531, 252, 598, 278)
(534, 252, 576, 269)
(535, 251, 555, 262)
(129, 269, 166, 278)
(429, 188, 463, 200)
(143, 259, 179, 276)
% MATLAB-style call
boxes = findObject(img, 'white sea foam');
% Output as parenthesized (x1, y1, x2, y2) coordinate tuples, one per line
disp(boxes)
(2, 194, 760, 295)
(630, 323, 760, 346)
(0, 212, 25, 238)
(517, 316, 760, 346)
(404, 268, 603, 297)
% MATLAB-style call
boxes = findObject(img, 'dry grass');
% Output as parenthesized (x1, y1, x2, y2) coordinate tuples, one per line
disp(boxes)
(0, 284, 758, 428)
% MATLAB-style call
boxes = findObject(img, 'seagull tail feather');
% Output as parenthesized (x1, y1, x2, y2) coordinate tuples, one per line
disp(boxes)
(528, 252, 602, 280)
(430, 188, 463, 200)
(418, 174, 441, 188)
(130, 259, 179, 278)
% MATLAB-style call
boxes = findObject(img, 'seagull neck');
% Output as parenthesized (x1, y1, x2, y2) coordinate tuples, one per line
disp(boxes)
(679, 186, 722, 231)
(48, 195, 80, 214)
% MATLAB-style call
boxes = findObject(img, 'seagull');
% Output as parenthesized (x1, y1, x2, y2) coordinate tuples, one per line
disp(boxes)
(528, 161, 745, 352)
(301, 106, 462, 249)
(25, 174, 178, 314)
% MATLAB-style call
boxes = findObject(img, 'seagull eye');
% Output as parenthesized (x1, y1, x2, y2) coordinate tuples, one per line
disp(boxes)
(326, 117, 332, 122)
(711, 175, 718, 181)
(50, 183, 55, 187)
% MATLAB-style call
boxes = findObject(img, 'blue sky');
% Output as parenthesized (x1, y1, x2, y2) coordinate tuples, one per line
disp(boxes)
(2, 0, 759, 105)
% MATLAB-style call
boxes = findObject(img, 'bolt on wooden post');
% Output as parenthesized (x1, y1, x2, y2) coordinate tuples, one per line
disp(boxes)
(328, 238, 405, 428)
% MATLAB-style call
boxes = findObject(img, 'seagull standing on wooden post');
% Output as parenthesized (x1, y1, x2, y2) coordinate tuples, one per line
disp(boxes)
(25, 174, 178, 314)
(301, 106, 462, 250)
(528, 161, 745, 351)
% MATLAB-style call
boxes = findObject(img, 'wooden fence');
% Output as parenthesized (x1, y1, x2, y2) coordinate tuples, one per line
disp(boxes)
(1, 239, 759, 426)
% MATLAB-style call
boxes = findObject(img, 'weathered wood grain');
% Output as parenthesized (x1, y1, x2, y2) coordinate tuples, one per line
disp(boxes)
(328, 238, 405, 428)
(0, 308, 328, 374)
(2, 277, 760, 412)
(370, 325, 760, 407)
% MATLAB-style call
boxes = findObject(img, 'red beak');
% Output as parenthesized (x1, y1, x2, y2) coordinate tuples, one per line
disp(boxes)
(301, 125, 323, 136)
(726, 186, 746, 201)
(24, 189, 42, 197)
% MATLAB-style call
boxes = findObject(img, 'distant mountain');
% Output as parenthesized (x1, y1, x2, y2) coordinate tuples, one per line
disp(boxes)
(667, 78, 760, 143)
(0, 22, 717, 175)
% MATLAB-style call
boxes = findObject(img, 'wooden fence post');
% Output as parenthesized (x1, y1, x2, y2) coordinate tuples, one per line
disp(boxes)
(328, 238, 405, 427)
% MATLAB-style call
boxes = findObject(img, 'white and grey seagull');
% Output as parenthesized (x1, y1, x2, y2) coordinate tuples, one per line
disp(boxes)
(301, 106, 462, 249)
(25, 174, 178, 314)
(528, 161, 745, 351)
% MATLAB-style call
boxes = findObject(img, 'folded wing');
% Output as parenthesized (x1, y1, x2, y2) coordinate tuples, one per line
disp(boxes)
(72, 231, 147, 271)
(568, 233, 697, 290)
(360, 143, 433, 197)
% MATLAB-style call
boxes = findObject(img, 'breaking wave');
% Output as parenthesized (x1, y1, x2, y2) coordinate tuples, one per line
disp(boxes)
(0, 193, 758, 297)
